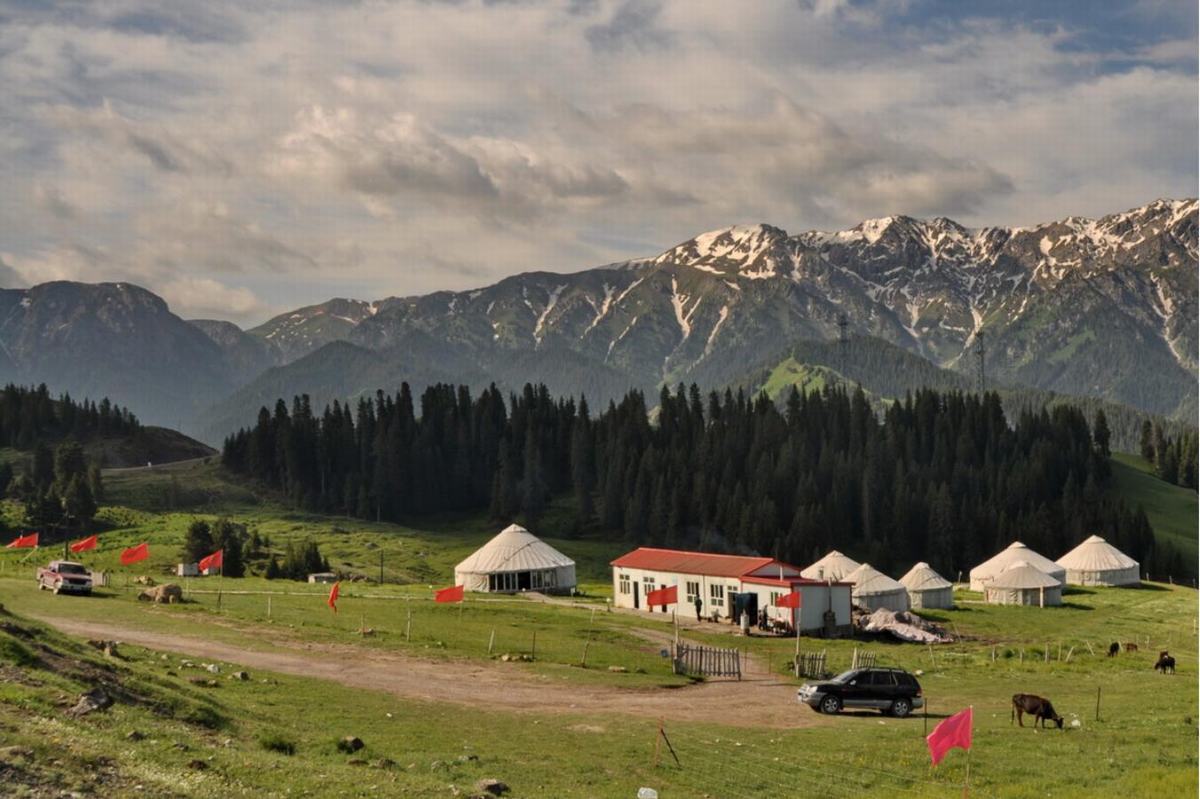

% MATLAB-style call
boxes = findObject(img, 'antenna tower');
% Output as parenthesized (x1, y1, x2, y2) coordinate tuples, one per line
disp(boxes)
(974, 330, 986, 394)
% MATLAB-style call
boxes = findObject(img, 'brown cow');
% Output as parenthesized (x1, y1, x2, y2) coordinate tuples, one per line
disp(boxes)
(1155, 651, 1176, 674)
(1011, 694, 1064, 729)
(1123, 642, 1139, 653)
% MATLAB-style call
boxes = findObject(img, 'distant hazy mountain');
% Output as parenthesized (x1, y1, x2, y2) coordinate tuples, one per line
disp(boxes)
(1, 199, 1194, 442)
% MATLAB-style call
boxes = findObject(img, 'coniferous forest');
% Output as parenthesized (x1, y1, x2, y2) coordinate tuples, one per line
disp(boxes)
(0, 383, 139, 449)
(222, 383, 1183, 579)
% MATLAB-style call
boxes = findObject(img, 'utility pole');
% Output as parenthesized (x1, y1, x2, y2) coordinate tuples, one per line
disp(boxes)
(379, 550, 384, 585)
(974, 330, 986, 394)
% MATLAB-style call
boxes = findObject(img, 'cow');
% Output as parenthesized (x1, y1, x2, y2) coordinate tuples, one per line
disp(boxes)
(1123, 642, 1139, 653)
(1155, 651, 1176, 674)
(1107, 641, 1120, 657)
(1011, 694, 1064, 730)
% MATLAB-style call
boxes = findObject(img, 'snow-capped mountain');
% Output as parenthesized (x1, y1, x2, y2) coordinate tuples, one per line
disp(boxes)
(0, 200, 1192, 441)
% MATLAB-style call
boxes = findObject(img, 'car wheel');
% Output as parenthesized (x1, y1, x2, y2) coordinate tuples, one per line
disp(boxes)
(891, 698, 912, 718)
(820, 695, 842, 714)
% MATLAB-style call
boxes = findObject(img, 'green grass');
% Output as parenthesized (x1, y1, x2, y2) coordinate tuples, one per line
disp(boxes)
(1, 582, 1195, 798)
(1111, 452, 1198, 566)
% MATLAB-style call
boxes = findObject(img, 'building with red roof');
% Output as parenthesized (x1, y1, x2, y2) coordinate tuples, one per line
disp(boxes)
(610, 547, 852, 635)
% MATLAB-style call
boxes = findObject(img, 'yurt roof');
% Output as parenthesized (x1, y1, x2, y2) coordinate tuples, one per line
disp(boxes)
(845, 563, 906, 595)
(972, 541, 1064, 580)
(899, 562, 952, 591)
(800, 550, 862, 581)
(455, 524, 575, 574)
(1056, 535, 1139, 572)
(987, 560, 1061, 590)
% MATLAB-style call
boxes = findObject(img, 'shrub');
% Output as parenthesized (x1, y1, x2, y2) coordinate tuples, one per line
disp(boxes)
(258, 733, 296, 755)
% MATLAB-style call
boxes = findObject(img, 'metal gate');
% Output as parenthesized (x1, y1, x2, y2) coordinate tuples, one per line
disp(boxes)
(673, 643, 741, 679)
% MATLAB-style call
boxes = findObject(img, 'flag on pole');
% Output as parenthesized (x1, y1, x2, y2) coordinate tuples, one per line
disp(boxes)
(927, 706, 973, 766)
(774, 591, 802, 608)
(435, 584, 465, 603)
(327, 581, 340, 613)
(120, 542, 150, 566)
(69, 534, 97, 553)
(645, 585, 678, 607)
(6, 532, 38, 549)
(198, 548, 223, 573)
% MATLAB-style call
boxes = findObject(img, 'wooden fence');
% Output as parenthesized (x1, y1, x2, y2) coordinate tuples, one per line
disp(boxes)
(850, 648, 877, 670)
(673, 643, 741, 679)
(793, 650, 827, 678)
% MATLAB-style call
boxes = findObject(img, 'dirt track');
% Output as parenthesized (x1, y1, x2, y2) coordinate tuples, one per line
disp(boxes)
(37, 616, 819, 730)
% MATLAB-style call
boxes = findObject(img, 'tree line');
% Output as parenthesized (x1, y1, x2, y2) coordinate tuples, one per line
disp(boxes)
(3, 440, 103, 538)
(223, 382, 1183, 579)
(0, 383, 139, 450)
(1140, 421, 1199, 490)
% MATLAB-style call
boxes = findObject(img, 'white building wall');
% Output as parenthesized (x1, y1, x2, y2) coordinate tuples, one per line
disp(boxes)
(612, 566, 740, 618)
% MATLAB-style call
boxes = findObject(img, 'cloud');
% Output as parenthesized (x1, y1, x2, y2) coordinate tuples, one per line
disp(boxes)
(157, 277, 266, 319)
(0, 0, 1192, 324)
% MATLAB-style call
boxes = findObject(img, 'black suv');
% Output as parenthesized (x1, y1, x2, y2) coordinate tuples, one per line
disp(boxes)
(796, 667, 924, 718)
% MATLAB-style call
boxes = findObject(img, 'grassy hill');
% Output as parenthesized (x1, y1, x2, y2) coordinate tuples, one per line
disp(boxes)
(0, 457, 1197, 797)
(1111, 453, 1198, 571)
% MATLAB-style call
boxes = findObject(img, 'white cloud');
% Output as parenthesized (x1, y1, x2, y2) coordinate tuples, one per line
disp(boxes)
(0, 0, 1192, 324)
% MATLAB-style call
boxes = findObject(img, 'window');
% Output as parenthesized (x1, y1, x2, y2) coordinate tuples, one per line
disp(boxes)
(685, 581, 700, 603)
(769, 591, 782, 607)
(643, 576, 657, 591)
(618, 574, 631, 595)
(710, 584, 724, 601)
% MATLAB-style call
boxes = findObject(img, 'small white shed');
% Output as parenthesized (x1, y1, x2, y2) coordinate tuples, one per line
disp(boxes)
(800, 550, 862, 582)
(899, 562, 954, 609)
(845, 563, 910, 612)
(1056, 535, 1140, 587)
(455, 524, 576, 594)
(970, 542, 1065, 591)
(984, 561, 1063, 607)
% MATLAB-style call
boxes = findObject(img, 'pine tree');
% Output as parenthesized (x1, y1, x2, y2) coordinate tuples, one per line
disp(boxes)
(1092, 410, 1111, 458)
(182, 520, 214, 564)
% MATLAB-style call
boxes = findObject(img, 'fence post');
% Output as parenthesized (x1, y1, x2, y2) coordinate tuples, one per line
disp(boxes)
(531, 629, 537, 660)
(488, 628, 495, 656)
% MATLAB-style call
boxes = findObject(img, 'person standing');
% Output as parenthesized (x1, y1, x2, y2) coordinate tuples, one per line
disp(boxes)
(694, 594, 703, 622)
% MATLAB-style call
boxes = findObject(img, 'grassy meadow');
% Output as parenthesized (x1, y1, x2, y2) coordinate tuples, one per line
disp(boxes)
(0, 456, 1195, 797)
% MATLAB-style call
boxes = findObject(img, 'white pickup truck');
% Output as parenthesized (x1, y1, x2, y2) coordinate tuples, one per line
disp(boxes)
(37, 560, 93, 595)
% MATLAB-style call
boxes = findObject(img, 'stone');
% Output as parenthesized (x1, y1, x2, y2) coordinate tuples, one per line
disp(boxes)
(138, 584, 182, 604)
(457, 754, 479, 763)
(125, 730, 145, 742)
(0, 746, 34, 760)
(232, 671, 249, 681)
(67, 688, 113, 718)
(187, 759, 208, 770)
(348, 758, 367, 766)
(371, 758, 396, 770)
(474, 779, 509, 796)
(607, 666, 627, 673)
(205, 664, 220, 674)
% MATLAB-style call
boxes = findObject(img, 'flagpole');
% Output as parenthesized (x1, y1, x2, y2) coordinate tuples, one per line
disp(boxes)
(963, 704, 973, 799)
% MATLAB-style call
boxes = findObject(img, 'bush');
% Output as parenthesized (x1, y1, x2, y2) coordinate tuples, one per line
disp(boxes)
(258, 732, 296, 755)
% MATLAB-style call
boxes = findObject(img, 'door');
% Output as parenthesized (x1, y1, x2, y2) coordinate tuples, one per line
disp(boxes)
(633, 581, 640, 609)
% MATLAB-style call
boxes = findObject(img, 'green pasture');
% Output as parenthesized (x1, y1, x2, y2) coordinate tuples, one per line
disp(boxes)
(1111, 453, 1198, 568)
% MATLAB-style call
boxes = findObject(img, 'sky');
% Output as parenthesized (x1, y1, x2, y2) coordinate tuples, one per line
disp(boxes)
(0, 0, 1195, 326)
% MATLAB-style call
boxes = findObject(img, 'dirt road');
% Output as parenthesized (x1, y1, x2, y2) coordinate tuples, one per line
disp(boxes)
(37, 616, 819, 729)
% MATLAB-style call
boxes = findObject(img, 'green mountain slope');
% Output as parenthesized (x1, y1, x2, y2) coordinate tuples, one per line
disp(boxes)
(1110, 452, 1198, 571)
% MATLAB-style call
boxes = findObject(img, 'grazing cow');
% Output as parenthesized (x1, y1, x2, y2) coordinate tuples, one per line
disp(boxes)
(1155, 651, 1176, 674)
(1123, 642, 1139, 653)
(1011, 694, 1064, 730)
(1107, 641, 1120, 657)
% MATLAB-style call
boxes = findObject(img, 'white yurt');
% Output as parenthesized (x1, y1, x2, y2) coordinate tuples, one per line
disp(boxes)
(899, 562, 954, 609)
(454, 524, 576, 594)
(983, 560, 1063, 607)
(844, 563, 910, 612)
(969, 541, 1065, 591)
(800, 550, 862, 582)
(1056, 535, 1140, 587)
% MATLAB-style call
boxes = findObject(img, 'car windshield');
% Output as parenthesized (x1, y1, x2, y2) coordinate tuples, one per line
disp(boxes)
(57, 564, 87, 574)
(829, 670, 859, 684)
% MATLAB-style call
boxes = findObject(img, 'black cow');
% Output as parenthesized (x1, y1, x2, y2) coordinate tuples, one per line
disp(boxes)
(1155, 651, 1176, 674)
(1011, 693, 1064, 729)
(1107, 641, 1120, 657)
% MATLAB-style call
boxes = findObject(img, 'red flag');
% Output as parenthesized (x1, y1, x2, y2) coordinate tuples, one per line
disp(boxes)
(927, 706, 973, 766)
(774, 591, 802, 609)
(69, 534, 98, 553)
(645, 585, 678, 607)
(327, 581, 340, 613)
(120, 542, 150, 566)
(6, 532, 38, 549)
(435, 584, 465, 603)
(198, 549, 223, 573)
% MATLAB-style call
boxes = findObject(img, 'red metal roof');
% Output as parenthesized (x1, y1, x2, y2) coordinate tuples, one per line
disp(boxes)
(611, 547, 796, 579)
(742, 575, 851, 588)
